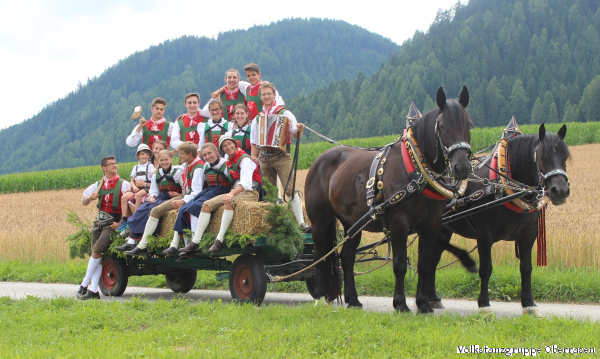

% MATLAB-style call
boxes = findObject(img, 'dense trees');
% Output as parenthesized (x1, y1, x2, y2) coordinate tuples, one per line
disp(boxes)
(0, 19, 397, 175)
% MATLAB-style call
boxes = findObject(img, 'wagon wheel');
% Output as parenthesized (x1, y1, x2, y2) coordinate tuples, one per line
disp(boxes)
(165, 269, 197, 293)
(229, 254, 268, 305)
(99, 254, 129, 297)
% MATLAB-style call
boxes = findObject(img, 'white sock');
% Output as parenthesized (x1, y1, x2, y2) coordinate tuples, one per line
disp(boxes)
(81, 257, 101, 288)
(277, 176, 284, 201)
(89, 264, 102, 293)
(216, 210, 234, 242)
(137, 216, 159, 249)
(190, 215, 198, 232)
(290, 194, 306, 225)
(191, 212, 211, 244)
(127, 238, 136, 245)
(170, 232, 180, 249)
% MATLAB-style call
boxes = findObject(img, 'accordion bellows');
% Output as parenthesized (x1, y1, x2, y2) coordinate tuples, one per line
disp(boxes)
(256, 114, 289, 151)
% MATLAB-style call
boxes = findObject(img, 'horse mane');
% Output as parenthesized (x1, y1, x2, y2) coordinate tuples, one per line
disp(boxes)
(506, 132, 571, 185)
(411, 99, 473, 172)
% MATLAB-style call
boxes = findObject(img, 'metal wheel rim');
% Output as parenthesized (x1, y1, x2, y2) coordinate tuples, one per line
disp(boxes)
(101, 260, 117, 290)
(233, 264, 253, 299)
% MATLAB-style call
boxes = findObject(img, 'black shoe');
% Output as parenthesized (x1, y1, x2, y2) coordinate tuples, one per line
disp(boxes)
(81, 290, 100, 300)
(125, 247, 148, 256)
(76, 285, 87, 299)
(115, 243, 136, 252)
(300, 223, 312, 233)
(208, 240, 223, 253)
(163, 247, 179, 257)
(175, 252, 195, 261)
(179, 241, 199, 253)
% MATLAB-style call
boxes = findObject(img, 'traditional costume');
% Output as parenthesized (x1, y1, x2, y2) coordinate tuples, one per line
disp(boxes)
(204, 118, 230, 149)
(170, 113, 207, 149)
(237, 80, 285, 120)
(226, 123, 252, 155)
(126, 117, 173, 149)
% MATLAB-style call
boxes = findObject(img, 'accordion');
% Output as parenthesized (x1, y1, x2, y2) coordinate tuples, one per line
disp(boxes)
(256, 114, 289, 152)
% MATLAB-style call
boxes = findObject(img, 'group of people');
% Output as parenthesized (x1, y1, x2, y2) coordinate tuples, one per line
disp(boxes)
(76, 63, 309, 300)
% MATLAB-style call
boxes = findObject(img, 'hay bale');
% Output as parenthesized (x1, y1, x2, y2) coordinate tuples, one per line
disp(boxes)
(157, 209, 179, 237)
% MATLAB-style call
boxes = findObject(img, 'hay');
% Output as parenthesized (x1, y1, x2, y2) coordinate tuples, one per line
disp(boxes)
(155, 197, 311, 237)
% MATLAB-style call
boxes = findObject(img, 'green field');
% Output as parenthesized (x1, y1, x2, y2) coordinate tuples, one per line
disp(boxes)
(1, 122, 598, 194)
(0, 295, 598, 358)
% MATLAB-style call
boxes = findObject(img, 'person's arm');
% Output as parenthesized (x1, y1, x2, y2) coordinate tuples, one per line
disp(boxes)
(274, 90, 285, 107)
(126, 121, 145, 147)
(238, 81, 250, 97)
(148, 173, 159, 198)
(284, 110, 303, 139)
(81, 183, 98, 206)
(121, 181, 132, 193)
(170, 120, 182, 150)
(211, 86, 225, 99)
(249, 124, 259, 160)
(183, 167, 205, 202)
(238, 158, 257, 191)
(199, 102, 211, 118)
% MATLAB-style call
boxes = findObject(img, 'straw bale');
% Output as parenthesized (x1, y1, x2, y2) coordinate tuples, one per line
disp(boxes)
(157, 209, 179, 237)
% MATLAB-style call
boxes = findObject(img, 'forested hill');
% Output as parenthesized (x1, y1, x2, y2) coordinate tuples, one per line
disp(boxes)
(0, 18, 397, 175)
(290, 0, 600, 141)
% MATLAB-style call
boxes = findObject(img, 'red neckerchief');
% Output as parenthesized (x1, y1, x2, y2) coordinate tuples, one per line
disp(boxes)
(185, 113, 202, 142)
(261, 105, 283, 115)
(248, 80, 262, 95)
(148, 117, 166, 143)
(226, 148, 245, 168)
(182, 157, 203, 189)
(101, 174, 120, 202)
(224, 86, 240, 100)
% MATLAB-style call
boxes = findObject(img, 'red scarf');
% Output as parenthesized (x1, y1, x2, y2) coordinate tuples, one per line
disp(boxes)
(224, 86, 240, 100)
(185, 113, 202, 142)
(101, 174, 120, 202)
(148, 117, 166, 143)
(226, 148, 245, 168)
(182, 157, 203, 189)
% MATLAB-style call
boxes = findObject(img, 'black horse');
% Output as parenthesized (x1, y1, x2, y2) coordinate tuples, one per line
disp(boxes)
(428, 123, 570, 315)
(305, 87, 473, 313)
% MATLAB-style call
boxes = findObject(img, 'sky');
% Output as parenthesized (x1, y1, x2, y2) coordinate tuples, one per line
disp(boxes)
(0, 0, 460, 130)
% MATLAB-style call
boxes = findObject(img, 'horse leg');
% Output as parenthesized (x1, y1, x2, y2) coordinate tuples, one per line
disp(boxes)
(340, 230, 362, 308)
(427, 227, 453, 309)
(477, 234, 494, 311)
(518, 234, 539, 316)
(415, 225, 442, 314)
(313, 217, 341, 302)
(390, 222, 410, 312)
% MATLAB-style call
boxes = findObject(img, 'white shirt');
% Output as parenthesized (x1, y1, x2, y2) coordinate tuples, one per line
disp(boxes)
(223, 154, 257, 191)
(183, 166, 205, 203)
(82, 179, 131, 204)
(250, 107, 298, 146)
(129, 162, 156, 183)
(126, 121, 174, 148)
(148, 166, 185, 198)
(238, 81, 285, 109)
(170, 119, 206, 150)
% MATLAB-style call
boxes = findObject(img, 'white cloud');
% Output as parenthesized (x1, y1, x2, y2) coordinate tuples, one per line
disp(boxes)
(0, 0, 460, 129)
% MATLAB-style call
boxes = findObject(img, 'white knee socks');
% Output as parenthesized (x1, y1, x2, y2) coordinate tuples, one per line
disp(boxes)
(290, 194, 306, 225)
(191, 212, 211, 244)
(216, 210, 234, 242)
(170, 232, 180, 249)
(89, 264, 102, 293)
(190, 214, 198, 233)
(137, 216, 159, 249)
(81, 257, 101, 288)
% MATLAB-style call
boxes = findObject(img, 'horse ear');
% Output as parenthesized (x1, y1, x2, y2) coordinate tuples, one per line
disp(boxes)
(557, 124, 567, 140)
(436, 87, 446, 111)
(459, 86, 469, 108)
(538, 123, 546, 141)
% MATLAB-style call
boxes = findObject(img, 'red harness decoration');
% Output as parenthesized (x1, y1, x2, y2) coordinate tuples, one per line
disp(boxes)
(401, 130, 447, 200)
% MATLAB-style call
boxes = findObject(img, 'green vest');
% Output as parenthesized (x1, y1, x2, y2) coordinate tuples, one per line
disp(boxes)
(220, 92, 245, 121)
(96, 179, 124, 211)
(246, 86, 263, 114)
(177, 116, 206, 142)
(155, 168, 182, 192)
(204, 161, 232, 187)
(142, 123, 169, 144)
(205, 120, 229, 146)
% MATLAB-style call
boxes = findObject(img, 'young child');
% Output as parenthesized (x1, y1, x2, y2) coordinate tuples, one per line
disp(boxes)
(116, 144, 155, 232)
(226, 104, 252, 155)
(151, 140, 167, 173)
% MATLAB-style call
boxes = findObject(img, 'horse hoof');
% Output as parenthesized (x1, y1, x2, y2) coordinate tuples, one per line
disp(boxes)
(466, 265, 479, 274)
(523, 306, 542, 317)
(429, 300, 445, 309)
(417, 306, 435, 315)
(479, 306, 494, 314)
(314, 298, 328, 307)
(395, 304, 411, 313)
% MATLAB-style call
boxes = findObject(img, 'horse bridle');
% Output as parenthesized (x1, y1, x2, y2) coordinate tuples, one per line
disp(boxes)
(433, 113, 473, 167)
(533, 147, 570, 187)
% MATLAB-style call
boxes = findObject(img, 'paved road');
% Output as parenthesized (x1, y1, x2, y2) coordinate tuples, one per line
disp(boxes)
(2, 281, 599, 321)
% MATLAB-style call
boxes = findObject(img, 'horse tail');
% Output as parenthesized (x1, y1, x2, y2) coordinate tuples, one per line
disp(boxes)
(320, 218, 342, 302)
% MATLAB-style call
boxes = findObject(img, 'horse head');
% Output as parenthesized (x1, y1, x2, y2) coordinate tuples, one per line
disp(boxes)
(536, 123, 571, 205)
(432, 86, 473, 180)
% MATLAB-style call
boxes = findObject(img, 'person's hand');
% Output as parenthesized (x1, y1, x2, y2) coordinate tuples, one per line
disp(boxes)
(139, 117, 147, 127)
(211, 92, 219, 99)
(171, 199, 185, 209)
(135, 180, 146, 187)
(169, 191, 179, 198)
(175, 114, 185, 121)
(223, 193, 234, 205)
(296, 123, 304, 138)
(149, 196, 156, 203)
(110, 221, 120, 230)
(250, 156, 259, 165)
(90, 192, 99, 200)
(132, 186, 139, 193)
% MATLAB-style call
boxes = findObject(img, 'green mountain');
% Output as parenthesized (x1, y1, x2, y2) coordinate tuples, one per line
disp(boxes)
(290, 0, 600, 142)
(0, 18, 397, 175)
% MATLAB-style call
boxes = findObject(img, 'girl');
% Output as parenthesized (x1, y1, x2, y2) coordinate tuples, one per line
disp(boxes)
(116, 144, 155, 232)
(227, 103, 252, 155)
(204, 99, 229, 150)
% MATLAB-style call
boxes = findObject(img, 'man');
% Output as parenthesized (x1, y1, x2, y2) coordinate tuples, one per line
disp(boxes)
(163, 143, 232, 256)
(126, 142, 204, 256)
(204, 69, 246, 121)
(77, 156, 131, 300)
(170, 93, 208, 150)
(126, 98, 173, 149)
(250, 81, 310, 232)
(212, 63, 284, 121)
(179, 135, 261, 254)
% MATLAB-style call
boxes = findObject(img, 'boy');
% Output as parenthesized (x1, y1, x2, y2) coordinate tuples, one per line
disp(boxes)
(170, 93, 208, 150)
(77, 156, 131, 300)
(126, 98, 173, 149)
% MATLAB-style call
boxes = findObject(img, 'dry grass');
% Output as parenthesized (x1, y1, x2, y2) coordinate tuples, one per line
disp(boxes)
(1, 144, 598, 267)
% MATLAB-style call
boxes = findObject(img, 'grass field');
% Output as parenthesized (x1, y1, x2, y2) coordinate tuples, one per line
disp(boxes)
(0, 296, 598, 358)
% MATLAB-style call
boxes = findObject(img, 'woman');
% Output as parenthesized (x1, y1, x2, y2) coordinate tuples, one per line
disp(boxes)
(227, 103, 252, 155)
